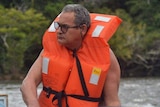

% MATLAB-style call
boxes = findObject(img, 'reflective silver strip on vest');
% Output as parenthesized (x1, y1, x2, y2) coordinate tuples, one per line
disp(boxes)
(94, 16, 111, 22)
(92, 25, 104, 37)
(48, 22, 56, 32)
(42, 57, 50, 74)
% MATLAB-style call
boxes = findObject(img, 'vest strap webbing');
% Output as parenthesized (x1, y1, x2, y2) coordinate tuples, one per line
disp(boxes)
(43, 87, 69, 107)
(72, 49, 89, 96)
(43, 87, 101, 107)
(67, 94, 101, 102)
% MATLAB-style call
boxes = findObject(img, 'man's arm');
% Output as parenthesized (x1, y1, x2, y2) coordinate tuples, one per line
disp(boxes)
(20, 50, 43, 107)
(103, 48, 121, 106)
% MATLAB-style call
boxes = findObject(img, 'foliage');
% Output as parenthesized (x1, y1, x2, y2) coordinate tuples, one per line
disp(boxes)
(44, 2, 66, 19)
(126, 1, 160, 26)
(0, 5, 49, 74)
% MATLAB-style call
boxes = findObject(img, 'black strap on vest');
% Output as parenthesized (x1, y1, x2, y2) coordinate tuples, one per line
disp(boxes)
(72, 49, 89, 96)
(67, 94, 101, 102)
(43, 87, 101, 107)
(43, 87, 69, 107)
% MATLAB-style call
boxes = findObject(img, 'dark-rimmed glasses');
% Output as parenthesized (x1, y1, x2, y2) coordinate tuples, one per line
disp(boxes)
(54, 22, 79, 33)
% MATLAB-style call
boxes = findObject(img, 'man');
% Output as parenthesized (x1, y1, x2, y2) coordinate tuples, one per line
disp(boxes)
(20, 4, 121, 107)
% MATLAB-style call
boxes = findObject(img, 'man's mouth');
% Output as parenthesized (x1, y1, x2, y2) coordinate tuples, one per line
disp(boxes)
(57, 35, 65, 40)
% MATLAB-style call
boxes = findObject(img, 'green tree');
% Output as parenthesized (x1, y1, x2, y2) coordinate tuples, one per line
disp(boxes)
(0, 5, 49, 75)
(126, 0, 160, 30)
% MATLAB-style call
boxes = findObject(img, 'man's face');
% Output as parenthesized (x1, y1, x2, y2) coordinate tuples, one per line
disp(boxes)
(55, 12, 82, 50)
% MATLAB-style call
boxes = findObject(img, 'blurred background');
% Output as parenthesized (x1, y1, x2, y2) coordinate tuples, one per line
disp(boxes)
(0, 0, 160, 107)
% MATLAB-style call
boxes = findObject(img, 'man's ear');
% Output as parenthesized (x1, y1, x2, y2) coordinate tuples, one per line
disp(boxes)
(80, 24, 88, 37)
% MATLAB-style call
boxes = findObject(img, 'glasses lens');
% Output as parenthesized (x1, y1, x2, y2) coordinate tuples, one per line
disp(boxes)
(54, 22, 67, 33)
(61, 25, 68, 33)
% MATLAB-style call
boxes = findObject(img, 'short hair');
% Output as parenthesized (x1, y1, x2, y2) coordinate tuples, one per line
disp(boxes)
(61, 4, 91, 29)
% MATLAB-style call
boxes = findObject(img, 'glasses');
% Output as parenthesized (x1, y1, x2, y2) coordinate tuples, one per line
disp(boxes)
(54, 22, 79, 33)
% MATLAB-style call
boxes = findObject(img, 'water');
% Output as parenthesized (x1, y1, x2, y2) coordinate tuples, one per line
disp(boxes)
(0, 78, 160, 107)
(119, 78, 160, 107)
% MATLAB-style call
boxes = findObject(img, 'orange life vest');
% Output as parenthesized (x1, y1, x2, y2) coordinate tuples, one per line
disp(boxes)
(38, 13, 122, 107)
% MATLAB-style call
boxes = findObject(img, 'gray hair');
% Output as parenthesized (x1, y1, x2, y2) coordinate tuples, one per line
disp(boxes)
(62, 4, 91, 29)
